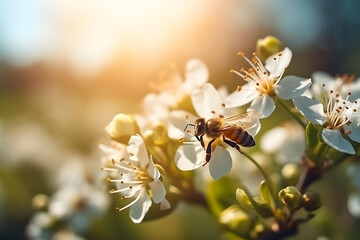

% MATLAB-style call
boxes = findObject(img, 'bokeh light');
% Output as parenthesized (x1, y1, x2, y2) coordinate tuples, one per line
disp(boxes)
(1, 0, 360, 239)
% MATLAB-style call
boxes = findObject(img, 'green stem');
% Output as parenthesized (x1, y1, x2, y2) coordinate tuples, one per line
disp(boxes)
(316, 143, 330, 165)
(276, 98, 306, 128)
(242, 151, 279, 208)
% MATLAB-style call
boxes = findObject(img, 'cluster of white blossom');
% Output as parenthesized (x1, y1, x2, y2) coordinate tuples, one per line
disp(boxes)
(100, 37, 360, 239)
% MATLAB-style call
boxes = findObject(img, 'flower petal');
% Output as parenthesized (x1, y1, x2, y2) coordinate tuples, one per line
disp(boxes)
(147, 156, 161, 181)
(129, 188, 152, 223)
(345, 123, 360, 143)
(148, 181, 166, 204)
(184, 59, 209, 89)
(174, 144, 204, 170)
(160, 198, 171, 210)
(225, 83, 258, 108)
(191, 83, 223, 119)
(265, 47, 292, 78)
(209, 146, 232, 180)
(321, 129, 355, 155)
(275, 76, 312, 100)
(248, 95, 275, 118)
(127, 135, 149, 168)
(312, 71, 334, 86)
(293, 96, 327, 125)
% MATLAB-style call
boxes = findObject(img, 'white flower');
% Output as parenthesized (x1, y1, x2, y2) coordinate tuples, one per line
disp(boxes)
(293, 88, 360, 154)
(175, 83, 260, 180)
(311, 71, 360, 101)
(101, 135, 170, 223)
(47, 159, 109, 232)
(137, 59, 209, 132)
(260, 121, 305, 164)
(226, 48, 311, 118)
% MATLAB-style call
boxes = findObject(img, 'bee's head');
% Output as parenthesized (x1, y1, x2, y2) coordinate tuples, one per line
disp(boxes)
(194, 118, 206, 136)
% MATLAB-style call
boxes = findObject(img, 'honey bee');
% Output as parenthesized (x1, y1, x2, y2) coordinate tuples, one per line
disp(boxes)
(184, 111, 260, 166)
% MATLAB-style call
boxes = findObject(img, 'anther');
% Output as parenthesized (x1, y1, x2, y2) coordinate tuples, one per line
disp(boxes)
(211, 110, 216, 114)
(108, 189, 115, 194)
(237, 85, 242, 91)
(345, 130, 352, 135)
(222, 103, 226, 107)
(237, 52, 245, 56)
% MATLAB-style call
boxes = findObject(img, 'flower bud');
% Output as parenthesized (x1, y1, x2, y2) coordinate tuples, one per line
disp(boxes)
(281, 163, 300, 186)
(278, 186, 303, 211)
(219, 205, 252, 236)
(151, 122, 169, 146)
(256, 35, 283, 62)
(236, 188, 273, 218)
(105, 114, 139, 144)
(302, 191, 321, 212)
(236, 188, 254, 211)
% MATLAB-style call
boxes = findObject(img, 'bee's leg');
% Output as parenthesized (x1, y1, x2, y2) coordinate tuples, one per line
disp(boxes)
(223, 136, 244, 154)
(203, 138, 216, 166)
(195, 135, 205, 149)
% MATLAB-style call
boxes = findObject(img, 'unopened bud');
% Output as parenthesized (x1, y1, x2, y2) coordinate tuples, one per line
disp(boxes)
(302, 191, 321, 212)
(236, 188, 273, 218)
(236, 188, 254, 211)
(256, 35, 283, 62)
(278, 186, 303, 211)
(219, 205, 252, 236)
(105, 114, 139, 144)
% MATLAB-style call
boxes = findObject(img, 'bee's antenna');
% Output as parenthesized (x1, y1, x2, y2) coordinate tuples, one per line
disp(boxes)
(184, 123, 195, 132)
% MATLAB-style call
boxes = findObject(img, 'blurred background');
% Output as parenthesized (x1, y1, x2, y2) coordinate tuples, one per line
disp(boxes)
(1, 0, 360, 239)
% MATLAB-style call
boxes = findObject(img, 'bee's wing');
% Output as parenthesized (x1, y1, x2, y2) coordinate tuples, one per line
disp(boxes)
(222, 110, 260, 130)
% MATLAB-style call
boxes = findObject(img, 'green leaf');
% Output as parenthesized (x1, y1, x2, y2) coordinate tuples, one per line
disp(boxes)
(306, 122, 320, 148)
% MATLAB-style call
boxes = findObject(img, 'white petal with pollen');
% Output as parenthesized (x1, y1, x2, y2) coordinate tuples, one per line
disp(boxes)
(265, 47, 292, 78)
(225, 83, 258, 108)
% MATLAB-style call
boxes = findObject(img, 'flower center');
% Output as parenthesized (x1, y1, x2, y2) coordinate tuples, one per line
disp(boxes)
(321, 85, 357, 130)
(257, 78, 276, 96)
(231, 52, 284, 97)
(103, 158, 153, 197)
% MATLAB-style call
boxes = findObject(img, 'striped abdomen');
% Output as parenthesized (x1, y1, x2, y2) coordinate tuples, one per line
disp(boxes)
(223, 128, 255, 147)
